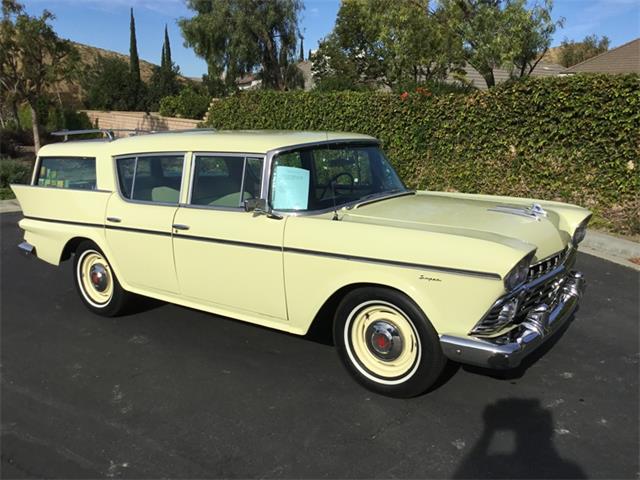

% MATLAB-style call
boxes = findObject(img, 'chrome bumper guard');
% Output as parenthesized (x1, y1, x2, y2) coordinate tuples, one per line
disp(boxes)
(440, 270, 585, 369)
(18, 241, 36, 257)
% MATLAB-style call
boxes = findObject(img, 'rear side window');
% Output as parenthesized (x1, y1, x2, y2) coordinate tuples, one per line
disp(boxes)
(190, 155, 263, 208)
(36, 157, 96, 190)
(116, 154, 184, 204)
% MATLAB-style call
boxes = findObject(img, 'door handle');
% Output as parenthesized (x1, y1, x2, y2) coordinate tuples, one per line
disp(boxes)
(172, 224, 190, 231)
(106, 217, 121, 223)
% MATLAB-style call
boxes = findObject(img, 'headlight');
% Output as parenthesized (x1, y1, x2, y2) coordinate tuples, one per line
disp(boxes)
(504, 255, 531, 291)
(572, 218, 590, 245)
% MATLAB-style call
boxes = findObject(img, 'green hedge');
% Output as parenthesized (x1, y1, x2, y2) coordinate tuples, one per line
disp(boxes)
(205, 75, 640, 235)
(159, 88, 210, 120)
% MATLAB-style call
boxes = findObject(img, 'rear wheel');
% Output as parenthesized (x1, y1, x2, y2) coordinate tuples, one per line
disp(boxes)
(333, 287, 446, 398)
(73, 241, 131, 316)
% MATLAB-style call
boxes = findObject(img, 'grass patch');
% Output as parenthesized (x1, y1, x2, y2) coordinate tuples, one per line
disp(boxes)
(0, 187, 15, 200)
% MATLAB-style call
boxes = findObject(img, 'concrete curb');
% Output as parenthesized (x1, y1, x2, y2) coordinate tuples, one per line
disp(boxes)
(582, 230, 640, 271)
(0, 199, 21, 214)
(1, 199, 638, 270)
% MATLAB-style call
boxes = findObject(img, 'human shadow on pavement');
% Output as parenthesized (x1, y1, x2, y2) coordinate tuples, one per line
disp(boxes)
(452, 398, 586, 479)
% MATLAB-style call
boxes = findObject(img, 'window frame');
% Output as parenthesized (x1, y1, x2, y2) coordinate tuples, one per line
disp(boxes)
(263, 139, 411, 216)
(184, 152, 267, 212)
(112, 152, 188, 207)
(33, 155, 99, 191)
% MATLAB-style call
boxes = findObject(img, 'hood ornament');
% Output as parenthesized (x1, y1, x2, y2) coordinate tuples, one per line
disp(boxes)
(488, 203, 548, 221)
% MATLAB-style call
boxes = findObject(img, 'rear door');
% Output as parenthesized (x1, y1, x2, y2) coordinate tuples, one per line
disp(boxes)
(105, 153, 187, 294)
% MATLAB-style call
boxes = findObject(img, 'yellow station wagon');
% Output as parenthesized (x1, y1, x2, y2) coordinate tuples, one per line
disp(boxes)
(12, 129, 590, 397)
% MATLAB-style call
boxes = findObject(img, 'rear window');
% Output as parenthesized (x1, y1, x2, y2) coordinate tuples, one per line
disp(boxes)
(36, 157, 97, 190)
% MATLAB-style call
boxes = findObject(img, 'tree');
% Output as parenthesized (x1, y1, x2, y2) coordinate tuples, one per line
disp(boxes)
(81, 55, 131, 110)
(311, 0, 462, 91)
(558, 35, 610, 68)
(299, 33, 304, 61)
(163, 25, 172, 70)
(180, 0, 303, 91)
(148, 25, 181, 110)
(128, 8, 145, 109)
(0, 0, 78, 150)
(438, 0, 561, 88)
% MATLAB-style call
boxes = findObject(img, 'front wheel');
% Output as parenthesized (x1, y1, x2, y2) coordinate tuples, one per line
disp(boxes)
(73, 241, 132, 316)
(333, 287, 446, 398)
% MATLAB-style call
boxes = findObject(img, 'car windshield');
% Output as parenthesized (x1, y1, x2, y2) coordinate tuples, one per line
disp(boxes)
(269, 143, 408, 212)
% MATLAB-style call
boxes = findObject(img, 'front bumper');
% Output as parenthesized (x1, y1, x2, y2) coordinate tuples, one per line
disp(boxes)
(440, 270, 585, 369)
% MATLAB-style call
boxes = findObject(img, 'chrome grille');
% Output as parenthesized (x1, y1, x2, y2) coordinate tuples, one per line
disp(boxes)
(519, 275, 564, 312)
(528, 247, 567, 281)
(474, 273, 565, 336)
(472, 247, 573, 336)
(472, 307, 504, 335)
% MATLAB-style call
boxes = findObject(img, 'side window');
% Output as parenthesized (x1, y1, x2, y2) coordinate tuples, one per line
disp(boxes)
(37, 157, 96, 190)
(243, 157, 264, 201)
(116, 155, 184, 204)
(190, 155, 263, 208)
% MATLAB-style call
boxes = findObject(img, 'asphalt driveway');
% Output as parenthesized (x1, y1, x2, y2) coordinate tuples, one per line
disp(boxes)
(1, 211, 638, 479)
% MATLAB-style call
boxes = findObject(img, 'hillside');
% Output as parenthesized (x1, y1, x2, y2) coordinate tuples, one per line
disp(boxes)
(540, 46, 564, 66)
(52, 41, 195, 108)
(73, 41, 162, 83)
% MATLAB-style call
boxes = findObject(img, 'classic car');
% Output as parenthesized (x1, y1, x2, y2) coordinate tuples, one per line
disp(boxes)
(12, 129, 590, 397)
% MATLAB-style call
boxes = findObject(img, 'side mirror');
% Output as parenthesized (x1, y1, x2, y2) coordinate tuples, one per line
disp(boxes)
(244, 198, 268, 214)
(244, 198, 282, 219)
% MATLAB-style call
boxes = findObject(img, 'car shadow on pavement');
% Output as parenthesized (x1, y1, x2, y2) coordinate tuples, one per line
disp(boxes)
(452, 398, 587, 479)
(122, 295, 165, 316)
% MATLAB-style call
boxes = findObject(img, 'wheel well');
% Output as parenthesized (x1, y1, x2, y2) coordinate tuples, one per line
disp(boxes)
(60, 237, 91, 262)
(304, 282, 408, 344)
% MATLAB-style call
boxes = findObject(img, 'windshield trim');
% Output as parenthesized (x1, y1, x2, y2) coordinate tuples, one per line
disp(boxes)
(264, 138, 411, 216)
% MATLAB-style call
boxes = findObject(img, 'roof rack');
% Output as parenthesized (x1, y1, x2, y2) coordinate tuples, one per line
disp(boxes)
(51, 127, 215, 142)
(51, 129, 151, 142)
(148, 128, 216, 134)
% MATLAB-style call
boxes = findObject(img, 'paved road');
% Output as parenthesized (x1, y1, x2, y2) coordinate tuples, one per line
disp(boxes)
(1, 212, 638, 479)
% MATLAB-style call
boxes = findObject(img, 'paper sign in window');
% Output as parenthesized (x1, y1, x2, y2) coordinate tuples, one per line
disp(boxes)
(272, 166, 309, 210)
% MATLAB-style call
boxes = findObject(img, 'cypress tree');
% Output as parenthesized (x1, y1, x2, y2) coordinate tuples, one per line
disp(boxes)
(299, 35, 304, 61)
(163, 25, 172, 70)
(129, 8, 141, 109)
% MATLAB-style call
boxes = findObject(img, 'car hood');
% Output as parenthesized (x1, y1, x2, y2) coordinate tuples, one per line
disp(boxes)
(342, 192, 569, 261)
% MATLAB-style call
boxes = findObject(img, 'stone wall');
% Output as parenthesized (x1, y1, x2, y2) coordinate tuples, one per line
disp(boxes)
(81, 110, 200, 136)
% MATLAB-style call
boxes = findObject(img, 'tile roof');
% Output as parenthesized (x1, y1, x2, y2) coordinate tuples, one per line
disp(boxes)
(564, 38, 640, 74)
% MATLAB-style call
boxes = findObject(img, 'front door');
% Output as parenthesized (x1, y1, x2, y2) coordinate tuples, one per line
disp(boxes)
(105, 153, 186, 294)
(172, 154, 287, 320)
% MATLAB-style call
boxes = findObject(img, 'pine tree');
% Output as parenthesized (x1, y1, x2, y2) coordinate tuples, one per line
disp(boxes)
(128, 8, 142, 109)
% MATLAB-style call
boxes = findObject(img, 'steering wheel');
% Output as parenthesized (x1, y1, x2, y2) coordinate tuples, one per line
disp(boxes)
(320, 172, 355, 199)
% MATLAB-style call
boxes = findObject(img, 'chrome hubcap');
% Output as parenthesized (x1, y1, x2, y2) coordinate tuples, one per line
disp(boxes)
(89, 264, 108, 292)
(365, 321, 403, 361)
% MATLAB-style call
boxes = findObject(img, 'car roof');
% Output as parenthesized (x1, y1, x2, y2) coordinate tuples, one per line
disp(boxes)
(36, 130, 378, 158)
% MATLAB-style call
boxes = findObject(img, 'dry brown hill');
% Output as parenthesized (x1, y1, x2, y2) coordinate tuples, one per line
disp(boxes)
(73, 41, 161, 82)
(540, 46, 564, 66)
(52, 41, 194, 108)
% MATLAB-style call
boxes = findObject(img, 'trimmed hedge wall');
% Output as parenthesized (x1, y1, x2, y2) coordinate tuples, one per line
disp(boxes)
(205, 75, 640, 235)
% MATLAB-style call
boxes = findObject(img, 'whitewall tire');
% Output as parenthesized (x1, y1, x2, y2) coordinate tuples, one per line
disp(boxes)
(73, 241, 131, 316)
(334, 287, 446, 397)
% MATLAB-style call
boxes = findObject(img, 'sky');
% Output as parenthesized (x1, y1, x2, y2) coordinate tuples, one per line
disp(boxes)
(22, 0, 640, 78)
